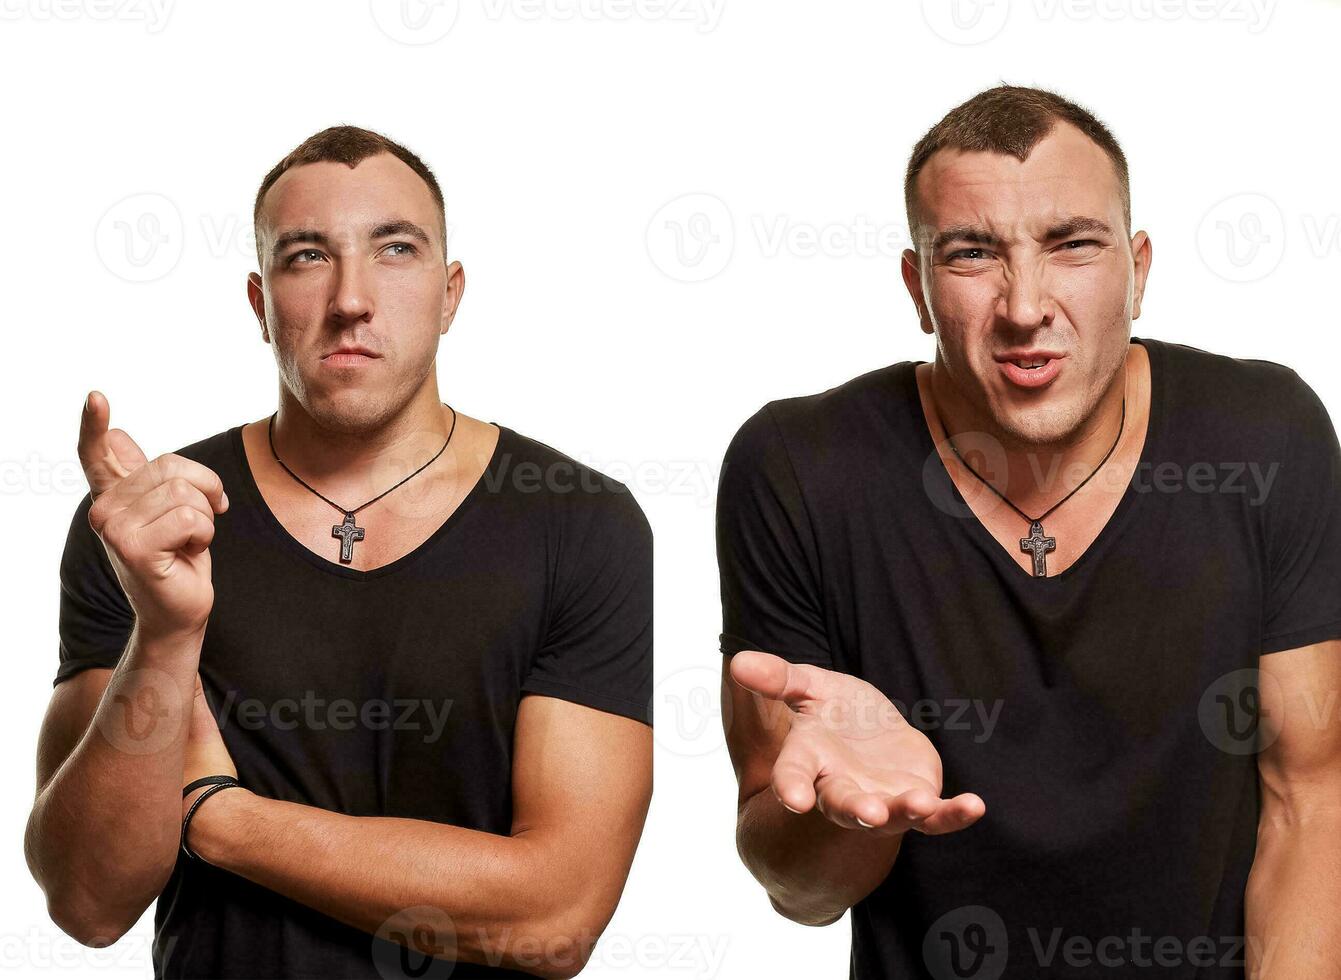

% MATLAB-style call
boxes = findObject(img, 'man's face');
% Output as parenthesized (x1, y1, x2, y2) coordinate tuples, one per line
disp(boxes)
(902, 120, 1150, 451)
(248, 152, 461, 432)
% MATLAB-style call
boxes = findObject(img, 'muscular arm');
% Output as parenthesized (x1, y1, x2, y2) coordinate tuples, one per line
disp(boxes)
(724, 656, 904, 926)
(1245, 639, 1341, 978)
(24, 626, 204, 945)
(188, 694, 651, 980)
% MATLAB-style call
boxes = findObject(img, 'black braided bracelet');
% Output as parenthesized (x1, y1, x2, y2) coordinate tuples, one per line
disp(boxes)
(181, 775, 242, 862)
(182, 774, 238, 798)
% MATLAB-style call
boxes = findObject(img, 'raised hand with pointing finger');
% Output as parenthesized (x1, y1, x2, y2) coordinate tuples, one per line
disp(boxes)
(78, 390, 229, 641)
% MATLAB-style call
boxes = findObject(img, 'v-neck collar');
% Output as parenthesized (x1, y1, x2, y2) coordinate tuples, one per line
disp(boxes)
(229, 421, 508, 582)
(908, 337, 1166, 585)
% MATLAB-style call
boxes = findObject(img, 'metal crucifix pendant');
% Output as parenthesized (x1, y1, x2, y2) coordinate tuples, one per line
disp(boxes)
(331, 512, 365, 564)
(1019, 520, 1057, 577)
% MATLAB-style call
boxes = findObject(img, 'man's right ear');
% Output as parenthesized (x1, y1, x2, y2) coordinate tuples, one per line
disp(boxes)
(246, 272, 269, 344)
(900, 248, 934, 336)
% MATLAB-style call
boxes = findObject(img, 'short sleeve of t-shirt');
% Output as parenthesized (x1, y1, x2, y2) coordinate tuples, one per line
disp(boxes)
(716, 404, 832, 667)
(1261, 371, 1341, 654)
(520, 481, 653, 726)
(54, 490, 135, 686)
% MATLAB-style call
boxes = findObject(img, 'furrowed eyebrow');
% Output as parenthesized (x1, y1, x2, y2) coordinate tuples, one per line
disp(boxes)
(269, 220, 434, 260)
(931, 225, 1004, 253)
(931, 215, 1114, 253)
(1040, 216, 1113, 242)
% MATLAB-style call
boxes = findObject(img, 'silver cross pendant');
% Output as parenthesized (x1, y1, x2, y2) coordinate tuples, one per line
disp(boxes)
(331, 512, 366, 564)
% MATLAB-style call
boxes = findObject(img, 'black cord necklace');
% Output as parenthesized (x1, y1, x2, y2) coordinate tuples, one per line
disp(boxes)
(267, 404, 458, 564)
(944, 395, 1126, 578)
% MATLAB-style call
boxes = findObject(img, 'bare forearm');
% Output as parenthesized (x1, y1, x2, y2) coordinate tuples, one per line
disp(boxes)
(25, 625, 202, 939)
(1245, 813, 1341, 978)
(736, 787, 903, 926)
(192, 788, 604, 979)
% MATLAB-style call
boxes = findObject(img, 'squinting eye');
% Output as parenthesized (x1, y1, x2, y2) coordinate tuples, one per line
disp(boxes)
(949, 248, 989, 262)
(1062, 239, 1100, 250)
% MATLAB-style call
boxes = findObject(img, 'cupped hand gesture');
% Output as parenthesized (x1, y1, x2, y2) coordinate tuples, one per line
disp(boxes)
(731, 650, 985, 837)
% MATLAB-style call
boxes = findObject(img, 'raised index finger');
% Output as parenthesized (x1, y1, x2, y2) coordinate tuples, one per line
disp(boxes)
(78, 390, 135, 499)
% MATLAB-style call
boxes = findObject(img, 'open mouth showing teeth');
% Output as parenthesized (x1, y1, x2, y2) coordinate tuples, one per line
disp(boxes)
(1012, 360, 1048, 370)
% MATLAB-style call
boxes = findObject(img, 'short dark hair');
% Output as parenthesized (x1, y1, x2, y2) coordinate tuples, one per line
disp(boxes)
(252, 124, 446, 268)
(904, 84, 1130, 253)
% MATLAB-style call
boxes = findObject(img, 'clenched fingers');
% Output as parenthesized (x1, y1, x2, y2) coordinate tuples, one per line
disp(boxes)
(88, 452, 227, 535)
(103, 478, 220, 559)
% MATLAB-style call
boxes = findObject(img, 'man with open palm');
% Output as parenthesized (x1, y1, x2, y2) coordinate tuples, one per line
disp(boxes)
(717, 85, 1341, 979)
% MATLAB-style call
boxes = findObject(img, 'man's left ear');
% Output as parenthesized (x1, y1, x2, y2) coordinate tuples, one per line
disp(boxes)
(441, 259, 465, 336)
(1130, 230, 1151, 321)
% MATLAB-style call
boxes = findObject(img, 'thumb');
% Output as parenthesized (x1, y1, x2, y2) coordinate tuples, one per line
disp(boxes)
(730, 650, 823, 709)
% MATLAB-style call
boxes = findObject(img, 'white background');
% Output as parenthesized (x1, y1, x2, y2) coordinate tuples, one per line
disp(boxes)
(4, 1, 1340, 977)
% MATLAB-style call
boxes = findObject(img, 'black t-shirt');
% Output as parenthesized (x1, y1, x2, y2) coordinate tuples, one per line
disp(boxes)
(716, 336, 1341, 980)
(55, 421, 653, 979)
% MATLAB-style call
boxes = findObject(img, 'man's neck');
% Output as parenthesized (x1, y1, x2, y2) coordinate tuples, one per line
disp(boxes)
(925, 346, 1136, 514)
(265, 390, 457, 500)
